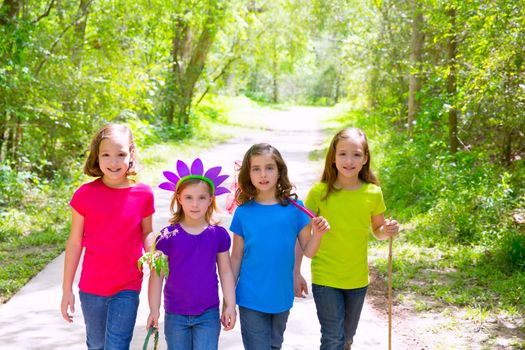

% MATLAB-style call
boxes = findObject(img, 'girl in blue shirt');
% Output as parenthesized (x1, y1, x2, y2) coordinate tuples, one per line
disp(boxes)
(230, 143, 330, 350)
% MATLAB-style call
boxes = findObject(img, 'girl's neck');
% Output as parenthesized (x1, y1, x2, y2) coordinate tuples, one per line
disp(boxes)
(101, 176, 131, 188)
(180, 217, 209, 235)
(335, 175, 362, 190)
(254, 189, 278, 204)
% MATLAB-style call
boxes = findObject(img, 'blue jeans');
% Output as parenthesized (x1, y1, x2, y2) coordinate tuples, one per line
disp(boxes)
(239, 306, 290, 350)
(164, 307, 221, 350)
(312, 284, 368, 350)
(79, 290, 140, 350)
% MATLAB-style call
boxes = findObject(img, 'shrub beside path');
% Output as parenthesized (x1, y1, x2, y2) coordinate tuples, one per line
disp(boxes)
(0, 107, 416, 349)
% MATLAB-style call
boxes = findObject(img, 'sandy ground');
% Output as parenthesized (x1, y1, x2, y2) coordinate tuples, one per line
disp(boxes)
(0, 107, 414, 349)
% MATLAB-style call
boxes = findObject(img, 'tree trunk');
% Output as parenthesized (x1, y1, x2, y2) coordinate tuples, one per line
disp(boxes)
(166, 12, 219, 125)
(0, 0, 21, 25)
(446, 8, 459, 154)
(368, 57, 380, 109)
(0, 113, 9, 162)
(334, 68, 341, 104)
(71, 0, 91, 70)
(0, 0, 22, 163)
(272, 59, 278, 103)
(502, 129, 512, 166)
(407, 1, 424, 136)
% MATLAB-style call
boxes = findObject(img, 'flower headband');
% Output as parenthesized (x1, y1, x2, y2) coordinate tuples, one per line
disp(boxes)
(159, 158, 230, 196)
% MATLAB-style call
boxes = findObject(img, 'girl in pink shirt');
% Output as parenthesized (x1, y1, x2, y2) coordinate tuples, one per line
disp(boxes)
(60, 124, 155, 349)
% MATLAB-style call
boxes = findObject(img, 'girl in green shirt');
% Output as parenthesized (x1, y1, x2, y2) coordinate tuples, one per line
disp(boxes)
(295, 127, 399, 350)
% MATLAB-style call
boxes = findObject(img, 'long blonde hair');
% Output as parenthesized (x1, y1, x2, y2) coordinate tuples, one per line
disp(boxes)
(321, 127, 379, 199)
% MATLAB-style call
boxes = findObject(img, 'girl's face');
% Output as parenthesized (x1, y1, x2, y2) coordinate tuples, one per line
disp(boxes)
(249, 153, 279, 195)
(177, 182, 213, 222)
(98, 133, 133, 186)
(334, 137, 368, 180)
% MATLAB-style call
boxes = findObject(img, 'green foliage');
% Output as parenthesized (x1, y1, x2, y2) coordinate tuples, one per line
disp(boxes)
(0, 160, 75, 240)
(0, 167, 73, 302)
(138, 250, 169, 278)
(497, 232, 525, 271)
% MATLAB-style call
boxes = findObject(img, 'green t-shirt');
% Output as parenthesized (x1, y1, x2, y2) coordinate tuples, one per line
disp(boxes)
(305, 182, 386, 289)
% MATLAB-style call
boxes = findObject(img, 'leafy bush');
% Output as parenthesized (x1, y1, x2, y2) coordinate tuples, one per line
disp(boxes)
(0, 163, 31, 208)
(497, 232, 525, 271)
(0, 161, 75, 242)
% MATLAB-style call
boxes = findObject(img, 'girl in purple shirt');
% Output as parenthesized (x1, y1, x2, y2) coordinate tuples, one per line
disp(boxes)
(146, 159, 236, 350)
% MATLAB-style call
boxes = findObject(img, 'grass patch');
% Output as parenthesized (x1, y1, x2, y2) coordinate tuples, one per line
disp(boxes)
(369, 238, 525, 334)
(0, 187, 72, 303)
(0, 238, 67, 303)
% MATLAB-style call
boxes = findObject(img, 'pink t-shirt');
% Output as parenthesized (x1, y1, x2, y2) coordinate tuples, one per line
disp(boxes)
(70, 178, 155, 296)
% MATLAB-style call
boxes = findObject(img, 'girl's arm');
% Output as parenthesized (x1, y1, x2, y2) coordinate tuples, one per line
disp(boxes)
(141, 215, 154, 251)
(293, 241, 308, 297)
(217, 251, 236, 331)
(297, 216, 330, 258)
(60, 208, 84, 323)
(146, 270, 164, 330)
(230, 234, 244, 283)
(371, 214, 399, 240)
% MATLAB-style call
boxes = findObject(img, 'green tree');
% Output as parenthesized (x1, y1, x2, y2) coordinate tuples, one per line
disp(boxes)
(163, 1, 227, 125)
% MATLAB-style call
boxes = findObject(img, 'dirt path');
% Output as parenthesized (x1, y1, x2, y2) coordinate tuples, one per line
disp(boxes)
(0, 106, 419, 349)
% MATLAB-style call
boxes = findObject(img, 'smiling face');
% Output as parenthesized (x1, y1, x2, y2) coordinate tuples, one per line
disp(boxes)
(249, 153, 279, 196)
(176, 181, 213, 223)
(97, 133, 133, 187)
(334, 136, 368, 181)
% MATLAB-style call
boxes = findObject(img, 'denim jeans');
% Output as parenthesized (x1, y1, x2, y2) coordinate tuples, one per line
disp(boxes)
(164, 307, 221, 350)
(239, 306, 290, 350)
(312, 284, 368, 350)
(79, 290, 140, 350)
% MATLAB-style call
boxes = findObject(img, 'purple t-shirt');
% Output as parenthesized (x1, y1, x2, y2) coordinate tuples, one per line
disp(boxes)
(155, 223, 231, 315)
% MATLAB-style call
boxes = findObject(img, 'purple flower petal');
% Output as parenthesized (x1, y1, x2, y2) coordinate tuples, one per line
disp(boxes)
(191, 158, 204, 175)
(177, 160, 190, 177)
(215, 187, 230, 196)
(204, 166, 221, 179)
(163, 171, 180, 184)
(213, 174, 229, 187)
(159, 182, 176, 191)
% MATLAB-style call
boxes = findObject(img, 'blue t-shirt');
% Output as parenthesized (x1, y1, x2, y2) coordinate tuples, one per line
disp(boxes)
(156, 224, 231, 315)
(230, 199, 310, 313)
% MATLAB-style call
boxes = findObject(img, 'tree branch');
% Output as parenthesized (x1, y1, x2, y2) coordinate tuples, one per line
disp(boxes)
(32, 0, 56, 24)
(34, 0, 93, 76)
(195, 55, 239, 106)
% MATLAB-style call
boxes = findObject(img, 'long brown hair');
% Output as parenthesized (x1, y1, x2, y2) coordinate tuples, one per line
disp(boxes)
(235, 143, 297, 206)
(169, 178, 217, 225)
(84, 124, 138, 177)
(321, 127, 379, 199)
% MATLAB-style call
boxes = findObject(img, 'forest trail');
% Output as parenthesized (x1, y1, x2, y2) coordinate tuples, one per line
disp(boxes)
(0, 106, 418, 349)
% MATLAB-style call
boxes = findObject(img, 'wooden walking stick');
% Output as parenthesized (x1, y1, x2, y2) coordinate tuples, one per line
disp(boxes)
(388, 236, 393, 350)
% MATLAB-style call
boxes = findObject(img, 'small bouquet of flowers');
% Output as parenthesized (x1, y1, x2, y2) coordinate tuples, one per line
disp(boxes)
(137, 228, 173, 278)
